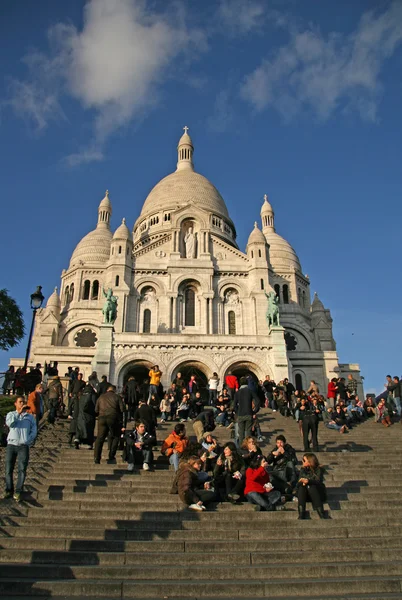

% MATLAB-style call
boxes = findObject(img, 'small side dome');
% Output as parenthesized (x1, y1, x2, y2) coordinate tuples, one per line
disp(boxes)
(113, 218, 131, 241)
(46, 287, 61, 310)
(247, 222, 266, 245)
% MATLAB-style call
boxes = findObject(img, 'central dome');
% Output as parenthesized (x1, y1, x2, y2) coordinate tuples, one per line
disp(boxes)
(139, 169, 229, 220)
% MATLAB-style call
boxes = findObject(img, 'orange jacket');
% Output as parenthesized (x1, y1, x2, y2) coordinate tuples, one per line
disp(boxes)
(27, 391, 41, 416)
(161, 431, 189, 457)
(149, 369, 162, 386)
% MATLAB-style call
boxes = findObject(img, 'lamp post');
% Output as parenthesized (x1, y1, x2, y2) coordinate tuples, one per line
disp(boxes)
(23, 286, 45, 372)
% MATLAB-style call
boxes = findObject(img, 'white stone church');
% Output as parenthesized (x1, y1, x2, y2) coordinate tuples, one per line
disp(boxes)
(23, 128, 362, 395)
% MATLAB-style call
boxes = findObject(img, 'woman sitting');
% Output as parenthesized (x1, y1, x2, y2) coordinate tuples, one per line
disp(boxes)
(213, 442, 245, 502)
(201, 433, 221, 472)
(375, 398, 392, 427)
(364, 395, 376, 418)
(244, 455, 282, 511)
(297, 453, 327, 520)
(177, 395, 191, 422)
(215, 396, 230, 427)
(176, 456, 216, 511)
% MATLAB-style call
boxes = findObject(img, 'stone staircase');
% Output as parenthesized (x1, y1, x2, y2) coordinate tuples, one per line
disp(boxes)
(1, 409, 402, 599)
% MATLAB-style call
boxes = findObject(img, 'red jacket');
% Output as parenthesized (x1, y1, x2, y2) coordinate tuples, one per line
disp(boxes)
(327, 381, 337, 399)
(225, 375, 238, 390)
(244, 466, 270, 495)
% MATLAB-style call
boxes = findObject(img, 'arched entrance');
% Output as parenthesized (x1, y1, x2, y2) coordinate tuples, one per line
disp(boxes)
(224, 361, 261, 384)
(122, 360, 153, 386)
(171, 360, 209, 401)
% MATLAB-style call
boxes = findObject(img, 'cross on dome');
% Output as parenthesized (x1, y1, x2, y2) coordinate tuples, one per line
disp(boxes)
(183, 126, 189, 134)
(263, 194, 268, 202)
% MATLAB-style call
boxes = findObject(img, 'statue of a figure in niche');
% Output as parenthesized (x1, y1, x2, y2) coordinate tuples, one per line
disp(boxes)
(184, 227, 196, 258)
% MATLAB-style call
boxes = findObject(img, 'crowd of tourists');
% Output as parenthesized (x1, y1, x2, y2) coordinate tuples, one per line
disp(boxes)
(2, 364, 401, 518)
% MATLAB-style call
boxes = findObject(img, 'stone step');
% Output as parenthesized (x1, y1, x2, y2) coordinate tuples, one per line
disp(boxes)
(3, 524, 402, 540)
(0, 575, 401, 598)
(1, 547, 402, 566)
(1, 535, 401, 554)
(2, 562, 402, 581)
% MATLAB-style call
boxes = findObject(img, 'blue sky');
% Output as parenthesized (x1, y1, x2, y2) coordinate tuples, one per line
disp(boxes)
(1, 0, 401, 393)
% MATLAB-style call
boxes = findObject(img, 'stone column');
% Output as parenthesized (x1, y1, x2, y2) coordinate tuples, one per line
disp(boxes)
(91, 324, 114, 381)
(269, 325, 289, 382)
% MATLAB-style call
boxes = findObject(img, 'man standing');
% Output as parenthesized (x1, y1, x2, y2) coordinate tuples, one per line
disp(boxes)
(4, 397, 37, 502)
(225, 371, 239, 407)
(68, 372, 86, 417)
(94, 385, 124, 464)
(47, 375, 63, 424)
(347, 374, 358, 398)
(148, 365, 162, 401)
(262, 375, 276, 409)
(388, 376, 402, 418)
(233, 376, 260, 444)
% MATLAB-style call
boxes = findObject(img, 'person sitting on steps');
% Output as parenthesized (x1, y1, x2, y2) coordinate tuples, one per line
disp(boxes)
(161, 423, 189, 471)
(267, 434, 298, 495)
(297, 452, 327, 520)
(125, 421, 155, 472)
(244, 455, 283, 512)
(213, 441, 245, 503)
(174, 455, 216, 511)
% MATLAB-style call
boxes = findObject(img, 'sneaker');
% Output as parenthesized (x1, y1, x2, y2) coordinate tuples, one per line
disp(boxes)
(143, 463, 150, 471)
(257, 436, 265, 442)
(188, 503, 203, 511)
(227, 493, 240, 502)
(3, 491, 12, 500)
(127, 463, 134, 472)
(160, 419, 165, 423)
(272, 409, 277, 412)
(13, 492, 21, 503)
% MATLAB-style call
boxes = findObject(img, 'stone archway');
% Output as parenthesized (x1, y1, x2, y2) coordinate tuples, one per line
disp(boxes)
(224, 360, 263, 384)
(120, 359, 153, 387)
(171, 360, 210, 400)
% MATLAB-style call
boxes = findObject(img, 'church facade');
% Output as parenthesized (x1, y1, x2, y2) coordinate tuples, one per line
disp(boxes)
(23, 129, 363, 395)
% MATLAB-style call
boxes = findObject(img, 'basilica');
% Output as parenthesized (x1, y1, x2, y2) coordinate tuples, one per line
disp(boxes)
(24, 128, 362, 395)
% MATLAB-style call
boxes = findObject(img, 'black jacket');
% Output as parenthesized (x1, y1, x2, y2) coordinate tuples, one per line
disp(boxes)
(297, 465, 327, 502)
(125, 428, 155, 450)
(134, 404, 157, 430)
(233, 385, 260, 417)
(267, 443, 297, 470)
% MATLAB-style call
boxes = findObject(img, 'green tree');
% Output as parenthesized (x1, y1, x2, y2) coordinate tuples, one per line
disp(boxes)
(0, 289, 25, 351)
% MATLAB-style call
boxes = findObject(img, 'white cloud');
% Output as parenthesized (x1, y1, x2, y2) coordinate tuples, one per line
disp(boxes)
(241, 1, 402, 121)
(217, 0, 266, 35)
(6, 0, 204, 164)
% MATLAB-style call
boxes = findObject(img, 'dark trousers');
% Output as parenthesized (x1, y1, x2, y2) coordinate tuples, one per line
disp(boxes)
(5, 444, 29, 493)
(297, 484, 323, 510)
(302, 416, 319, 451)
(237, 415, 252, 444)
(217, 472, 245, 499)
(94, 415, 120, 462)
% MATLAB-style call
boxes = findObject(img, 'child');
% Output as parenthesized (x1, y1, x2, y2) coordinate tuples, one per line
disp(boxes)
(159, 394, 171, 423)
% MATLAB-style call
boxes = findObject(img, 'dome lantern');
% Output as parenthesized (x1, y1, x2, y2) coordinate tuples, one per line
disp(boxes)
(97, 190, 112, 229)
(261, 193, 274, 232)
(176, 126, 194, 172)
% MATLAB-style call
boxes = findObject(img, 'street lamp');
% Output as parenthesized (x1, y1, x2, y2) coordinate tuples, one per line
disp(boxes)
(23, 286, 45, 372)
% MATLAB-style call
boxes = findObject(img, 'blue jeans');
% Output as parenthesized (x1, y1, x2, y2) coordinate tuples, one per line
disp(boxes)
(394, 397, 401, 416)
(169, 453, 180, 471)
(5, 444, 29, 493)
(149, 384, 159, 400)
(209, 390, 217, 406)
(246, 490, 281, 510)
(216, 412, 229, 426)
(325, 422, 342, 431)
